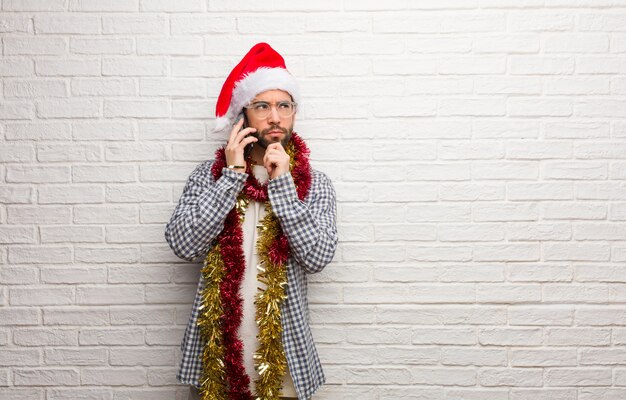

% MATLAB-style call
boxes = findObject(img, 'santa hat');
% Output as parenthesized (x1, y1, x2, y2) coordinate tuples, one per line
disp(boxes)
(214, 42, 300, 134)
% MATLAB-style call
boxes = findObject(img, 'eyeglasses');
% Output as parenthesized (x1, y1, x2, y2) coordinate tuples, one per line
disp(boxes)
(243, 101, 297, 119)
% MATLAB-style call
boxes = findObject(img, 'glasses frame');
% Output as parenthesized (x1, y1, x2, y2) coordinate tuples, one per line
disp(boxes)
(243, 100, 298, 119)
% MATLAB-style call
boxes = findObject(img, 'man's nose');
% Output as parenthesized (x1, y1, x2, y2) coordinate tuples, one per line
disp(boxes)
(267, 105, 281, 124)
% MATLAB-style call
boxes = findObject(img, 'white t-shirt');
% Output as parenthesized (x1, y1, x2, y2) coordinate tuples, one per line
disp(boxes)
(240, 165, 297, 397)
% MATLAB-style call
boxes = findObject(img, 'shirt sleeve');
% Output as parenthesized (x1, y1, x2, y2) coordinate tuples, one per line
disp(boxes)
(165, 161, 248, 261)
(268, 170, 338, 274)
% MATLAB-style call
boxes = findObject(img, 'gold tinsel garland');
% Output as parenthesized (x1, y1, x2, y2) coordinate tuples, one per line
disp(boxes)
(198, 244, 228, 398)
(253, 205, 288, 398)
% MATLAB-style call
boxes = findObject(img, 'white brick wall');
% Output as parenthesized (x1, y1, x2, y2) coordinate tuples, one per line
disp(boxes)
(1, 1, 626, 399)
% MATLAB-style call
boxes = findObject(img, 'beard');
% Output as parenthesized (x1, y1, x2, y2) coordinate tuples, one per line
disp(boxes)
(253, 124, 293, 149)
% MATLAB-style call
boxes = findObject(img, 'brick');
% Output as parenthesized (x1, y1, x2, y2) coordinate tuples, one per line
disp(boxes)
(139, 204, 174, 224)
(576, 307, 626, 326)
(10, 286, 74, 305)
(41, 266, 108, 284)
(73, 165, 136, 183)
(442, 348, 507, 367)
(575, 265, 626, 283)
(0, 59, 34, 77)
(137, 38, 203, 56)
(102, 15, 167, 34)
(5, 122, 70, 140)
(40, 226, 104, 244)
(546, 328, 610, 346)
(345, 367, 411, 384)
(8, 246, 72, 264)
(38, 185, 104, 204)
(7, 206, 71, 225)
(146, 327, 185, 345)
(75, 246, 139, 264)
(34, 15, 100, 34)
(7, 165, 70, 183)
(73, 121, 134, 141)
(109, 347, 175, 366)
(545, 368, 611, 386)
(3, 37, 66, 55)
(0, 349, 40, 366)
(81, 367, 145, 386)
(0, 226, 36, 244)
(347, 327, 411, 345)
(108, 266, 171, 283)
(579, 389, 626, 400)
(69, 0, 139, 12)
(35, 59, 99, 77)
(0, 101, 34, 119)
(105, 143, 169, 162)
(545, 243, 610, 262)
(37, 99, 100, 118)
(412, 367, 476, 386)
(407, 245, 472, 262)
(45, 348, 107, 366)
(139, 78, 206, 98)
(0, 388, 43, 399)
(72, 78, 135, 96)
(510, 56, 574, 75)
(507, 223, 572, 241)
(412, 328, 476, 345)
(13, 328, 78, 346)
(0, 186, 32, 204)
(545, 121, 609, 139)
(107, 388, 177, 400)
(479, 328, 542, 346)
(171, 16, 235, 34)
(47, 388, 113, 400)
(171, 99, 218, 118)
(441, 265, 505, 283)
(0, 14, 30, 32)
(103, 58, 167, 76)
(508, 306, 574, 325)
(407, 204, 471, 222)
(79, 328, 143, 345)
(0, 308, 39, 325)
(447, 389, 509, 400)
(4, 80, 67, 98)
(104, 100, 169, 118)
(475, 77, 542, 95)
(109, 306, 174, 325)
(473, 162, 538, 180)
(0, 266, 39, 284)
(138, 121, 204, 141)
(581, 348, 626, 365)
(474, 244, 540, 262)
(14, 368, 80, 386)
(546, 77, 609, 95)
(479, 368, 543, 387)
(508, 264, 573, 282)
(76, 285, 144, 305)
(372, 266, 438, 282)
(44, 307, 109, 326)
(543, 203, 607, 220)
(474, 120, 539, 139)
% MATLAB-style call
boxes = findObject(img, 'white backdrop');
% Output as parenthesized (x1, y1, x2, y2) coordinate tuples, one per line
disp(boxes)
(2, 1, 626, 399)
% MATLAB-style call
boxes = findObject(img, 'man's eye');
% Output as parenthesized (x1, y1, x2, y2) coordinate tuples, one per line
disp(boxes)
(278, 102, 292, 109)
(254, 103, 269, 110)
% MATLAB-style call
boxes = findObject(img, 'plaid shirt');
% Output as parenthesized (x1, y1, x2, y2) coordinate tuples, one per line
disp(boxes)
(165, 161, 338, 400)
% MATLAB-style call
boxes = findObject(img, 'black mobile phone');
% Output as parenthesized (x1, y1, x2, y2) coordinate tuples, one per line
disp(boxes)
(235, 112, 254, 158)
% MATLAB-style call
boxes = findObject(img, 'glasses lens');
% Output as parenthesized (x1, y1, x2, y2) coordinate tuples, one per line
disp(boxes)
(249, 102, 295, 119)
(278, 102, 295, 118)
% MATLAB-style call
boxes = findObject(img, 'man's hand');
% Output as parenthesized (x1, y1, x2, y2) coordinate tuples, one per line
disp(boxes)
(225, 118, 257, 173)
(263, 142, 290, 179)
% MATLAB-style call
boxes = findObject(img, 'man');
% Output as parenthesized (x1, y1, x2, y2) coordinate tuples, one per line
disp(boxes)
(165, 43, 338, 400)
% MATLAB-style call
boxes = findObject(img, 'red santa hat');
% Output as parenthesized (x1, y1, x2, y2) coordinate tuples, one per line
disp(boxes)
(214, 42, 300, 134)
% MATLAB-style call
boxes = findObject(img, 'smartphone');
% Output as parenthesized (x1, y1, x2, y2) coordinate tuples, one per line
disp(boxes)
(234, 112, 254, 158)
